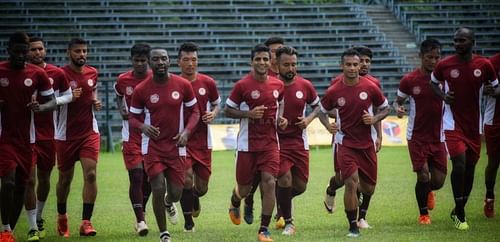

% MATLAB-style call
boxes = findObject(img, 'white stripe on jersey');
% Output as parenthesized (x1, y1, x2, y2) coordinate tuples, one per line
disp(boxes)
(142, 107, 151, 155)
(30, 111, 35, 144)
(184, 98, 197, 107)
(301, 104, 309, 150)
(442, 81, 455, 131)
(237, 102, 250, 151)
(407, 97, 416, 140)
(211, 96, 221, 105)
(130, 107, 143, 114)
(206, 101, 213, 149)
(226, 98, 238, 109)
(92, 108, 99, 134)
(484, 95, 497, 126)
(40, 88, 54, 96)
(55, 103, 68, 141)
(178, 102, 186, 156)
(121, 96, 130, 142)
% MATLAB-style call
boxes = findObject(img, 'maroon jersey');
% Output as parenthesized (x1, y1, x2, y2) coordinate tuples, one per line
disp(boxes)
(34, 63, 70, 141)
(278, 76, 319, 150)
(0, 62, 54, 145)
(114, 70, 152, 145)
(226, 73, 284, 152)
(186, 73, 220, 150)
(398, 68, 444, 142)
(330, 73, 381, 89)
(484, 54, 500, 126)
(320, 78, 388, 149)
(130, 74, 197, 160)
(268, 69, 279, 79)
(431, 54, 498, 136)
(56, 65, 99, 141)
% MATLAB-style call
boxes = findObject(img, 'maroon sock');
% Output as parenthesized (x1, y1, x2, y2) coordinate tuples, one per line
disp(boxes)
(129, 168, 145, 222)
(180, 188, 194, 226)
(277, 186, 292, 222)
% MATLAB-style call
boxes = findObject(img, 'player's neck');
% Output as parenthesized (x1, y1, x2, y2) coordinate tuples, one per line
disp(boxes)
(281, 77, 295, 86)
(457, 52, 473, 62)
(419, 66, 431, 75)
(343, 76, 359, 86)
(33, 62, 46, 69)
(153, 72, 170, 84)
(254, 72, 268, 82)
(69, 63, 84, 73)
(269, 66, 278, 74)
(181, 72, 197, 82)
(133, 70, 148, 79)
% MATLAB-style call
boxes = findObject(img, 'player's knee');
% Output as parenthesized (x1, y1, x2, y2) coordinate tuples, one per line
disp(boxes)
(431, 177, 445, 190)
(344, 177, 358, 191)
(183, 176, 193, 189)
(293, 184, 306, 196)
(195, 185, 208, 197)
(84, 170, 96, 184)
(417, 171, 430, 183)
(277, 173, 292, 187)
(168, 185, 183, 202)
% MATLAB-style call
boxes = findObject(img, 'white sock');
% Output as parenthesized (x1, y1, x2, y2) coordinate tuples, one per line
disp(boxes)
(3, 224, 11, 232)
(26, 209, 38, 230)
(36, 200, 46, 221)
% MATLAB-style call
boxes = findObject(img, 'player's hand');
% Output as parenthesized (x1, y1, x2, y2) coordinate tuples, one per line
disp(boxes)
(202, 110, 215, 123)
(278, 116, 288, 130)
(295, 116, 311, 129)
(141, 125, 160, 139)
(484, 83, 495, 96)
(72, 87, 82, 101)
(444, 91, 455, 104)
(173, 129, 190, 147)
(119, 107, 129, 120)
(362, 110, 375, 125)
(375, 137, 382, 153)
(396, 105, 406, 118)
(27, 95, 41, 112)
(247, 105, 267, 119)
(93, 99, 102, 111)
(325, 122, 338, 135)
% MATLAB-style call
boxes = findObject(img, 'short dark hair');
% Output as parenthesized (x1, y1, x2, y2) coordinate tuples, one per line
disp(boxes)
(178, 42, 198, 59)
(130, 43, 150, 57)
(8, 32, 29, 47)
(420, 38, 441, 54)
(264, 36, 285, 47)
(29, 36, 44, 43)
(352, 46, 372, 59)
(250, 44, 270, 60)
(341, 48, 360, 63)
(455, 26, 475, 40)
(275, 46, 298, 60)
(68, 38, 87, 49)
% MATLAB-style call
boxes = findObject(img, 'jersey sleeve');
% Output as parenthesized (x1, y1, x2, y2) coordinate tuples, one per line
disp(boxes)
(320, 87, 337, 113)
(397, 74, 411, 98)
(371, 85, 388, 109)
(114, 77, 124, 97)
(130, 87, 144, 114)
(37, 70, 54, 96)
(183, 81, 197, 107)
(431, 62, 444, 84)
(226, 82, 242, 109)
(55, 68, 71, 93)
(484, 60, 499, 87)
(306, 81, 320, 106)
(207, 78, 221, 105)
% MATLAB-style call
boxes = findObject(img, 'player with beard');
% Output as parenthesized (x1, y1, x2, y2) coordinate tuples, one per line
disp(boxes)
(114, 43, 152, 236)
(24, 36, 73, 241)
(56, 38, 102, 237)
(0, 32, 56, 242)
(129, 47, 200, 242)
(430, 27, 498, 230)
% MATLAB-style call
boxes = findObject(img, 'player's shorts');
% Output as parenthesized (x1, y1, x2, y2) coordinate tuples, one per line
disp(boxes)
(144, 155, 185, 187)
(0, 142, 33, 183)
(484, 124, 500, 158)
(444, 130, 481, 164)
(407, 140, 447, 174)
(278, 149, 309, 183)
(186, 148, 212, 182)
(33, 140, 56, 172)
(122, 141, 143, 170)
(56, 133, 100, 171)
(337, 144, 377, 185)
(236, 150, 280, 186)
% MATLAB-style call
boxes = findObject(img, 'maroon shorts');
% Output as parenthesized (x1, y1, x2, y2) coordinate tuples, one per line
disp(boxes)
(122, 142, 143, 170)
(484, 124, 500, 158)
(407, 140, 447, 174)
(144, 155, 185, 187)
(236, 150, 280, 186)
(33, 140, 56, 172)
(278, 149, 309, 183)
(186, 148, 212, 182)
(444, 130, 481, 164)
(0, 142, 33, 183)
(56, 133, 100, 171)
(337, 144, 377, 185)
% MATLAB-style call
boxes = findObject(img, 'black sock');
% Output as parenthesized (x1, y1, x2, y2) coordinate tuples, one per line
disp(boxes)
(259, 214, 271, 233)
(450, 159, 465, 221)
(454, 197, 465, 222)
(326, 175, 342, 196)
(277, 186, 292, 221)
(142, 169, 151, 212)
(244, 176, 260, 207)
(486, 180, 495, 199)
(180, 189, 194, 227)
(415, 181, 430, 215)
(57, 203, 67, 215)
(231, 189, 241, 208)
(82, 203, 94, 220)
(345, 209, 358, 232)
(463, 163, 476, 206)
(358, 193, 372, 220)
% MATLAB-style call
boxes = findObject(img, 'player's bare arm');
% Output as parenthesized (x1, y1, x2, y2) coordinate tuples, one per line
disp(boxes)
(429, 80, 454, 104)
(202, 103, 220, 123)
(72, 87, 82, 101)
(115, 95, 129, 120)
(393, 96, 407, 118)
(295, 105, 320, 130)
(277, 100, 288, 130)
(92, 89, 102, 111)
(318, 111, 337, 134)
(362, 105, 390, 125)
(174, 103, 200, 147)
(27, 93, 57, 112)
(224, 104, 267, 119)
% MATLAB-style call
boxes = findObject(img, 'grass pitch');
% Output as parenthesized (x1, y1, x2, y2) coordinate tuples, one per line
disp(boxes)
(13, 146, 499, 241)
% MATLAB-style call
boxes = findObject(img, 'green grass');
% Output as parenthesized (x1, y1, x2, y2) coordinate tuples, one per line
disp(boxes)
(13, 146, 499, 241)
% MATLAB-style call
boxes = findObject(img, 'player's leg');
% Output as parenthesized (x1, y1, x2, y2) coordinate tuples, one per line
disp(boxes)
(0, 169, 17, 240)
(35, 140, 55, 238)
(356, 146, 377, 229)
(462, 149, 478, 206)
(164, 157, 185, 226)
(358, 174, 375, 229)
(230, 151, 254, 226)
(243, 173, 260, 224)
(24, 165, 40, 240)
(192, 160, 210, 218)
(415, 163, 432, 224)
(142, 165, 151, 212)
(277, 170, 292, 233)
(180, 166, 195, 231)
(150, 170, 169, 241)
(449, 153, 468, 225)
(259, 171, 276, 241)
(56, 164, 74, 237)
(79, 157, 97, 236)
(325, 144, 343, 213)
(128, 162, 148, 235)
(344, 171, 360, 237)
(484, 153, 499, 218)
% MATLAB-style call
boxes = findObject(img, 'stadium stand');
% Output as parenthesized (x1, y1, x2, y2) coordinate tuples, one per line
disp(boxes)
(0, 0, 413, 148)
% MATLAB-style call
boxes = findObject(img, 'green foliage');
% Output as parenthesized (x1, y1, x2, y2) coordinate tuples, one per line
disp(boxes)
(13, 147, 499, 241)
